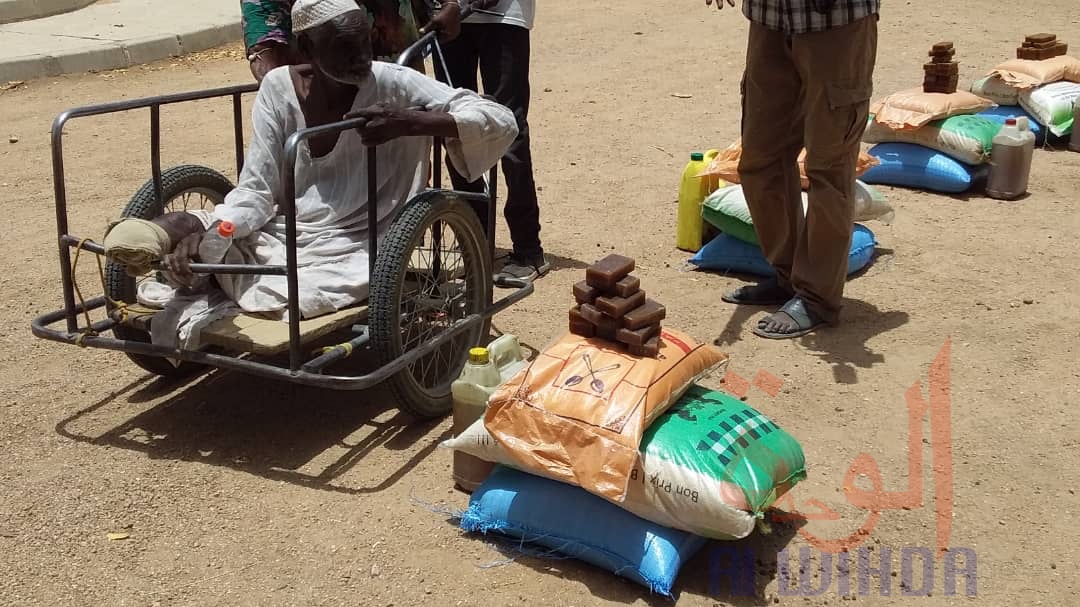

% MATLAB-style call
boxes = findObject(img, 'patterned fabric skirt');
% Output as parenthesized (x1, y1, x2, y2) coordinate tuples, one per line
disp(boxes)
(240, 0, 427, 63)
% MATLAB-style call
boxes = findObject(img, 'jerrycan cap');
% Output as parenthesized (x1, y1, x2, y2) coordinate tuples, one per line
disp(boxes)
(468, 347, 490, 365)
(690, 152, 704, 161)
(217, 221, 235, 237)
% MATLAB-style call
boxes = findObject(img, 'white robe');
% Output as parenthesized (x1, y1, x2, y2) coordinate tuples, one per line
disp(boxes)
(144, 62, 518, 350)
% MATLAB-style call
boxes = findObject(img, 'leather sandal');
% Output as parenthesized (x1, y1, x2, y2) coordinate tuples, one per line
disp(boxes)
(752, 296, 827, 340)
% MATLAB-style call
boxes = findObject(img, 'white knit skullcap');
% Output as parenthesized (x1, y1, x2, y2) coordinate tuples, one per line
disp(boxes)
(292, 0, 360, 33)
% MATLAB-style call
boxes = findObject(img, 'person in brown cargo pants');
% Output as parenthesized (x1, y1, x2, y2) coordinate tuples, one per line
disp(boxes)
(708, 0, 879, 339)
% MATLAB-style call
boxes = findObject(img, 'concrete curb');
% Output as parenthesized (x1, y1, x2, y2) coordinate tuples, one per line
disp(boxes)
(0, 20, 242, 82)
(0, 0, 95, 25)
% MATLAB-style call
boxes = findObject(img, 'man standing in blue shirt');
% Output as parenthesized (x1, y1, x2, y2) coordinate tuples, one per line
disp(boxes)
(710, 0, 879, 339)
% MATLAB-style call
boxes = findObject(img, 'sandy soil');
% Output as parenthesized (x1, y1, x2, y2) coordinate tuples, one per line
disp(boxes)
(1, 1, 1079, 605)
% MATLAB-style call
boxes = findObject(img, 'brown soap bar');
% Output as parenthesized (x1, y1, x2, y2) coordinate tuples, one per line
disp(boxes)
(613, 275, 640, 298)
(924, 72, 959, 81)
(578, 302, 605, 325)
(931, 41, 954, 52)
(923, 75, 959, 92)
(1053, 42, 1068, 56)
(585, 254, 635, 290)
(573, 280, 599, 305)
(570, 320, 596, 338)
(1031, 39, 1058, 50)
(569, 305, 588, 325)
(579, 303, 620, 336)
(595, 290, 647, 319)
(924, 76, 959, 87)
(923, 61, 958, 73)
(1017, 47, 1039, 60)
(924, 78, 959, 87)
(623, 299, 666, 331)
(1026, 33, 1056, 44)
(1030, 47, 1054, 60)
(596, 322, 618, 341)
(616, 323, 660, 347)
(923, 75, 959, 86)
(923, 85, 958, 94)
(628, 335, 661, 358)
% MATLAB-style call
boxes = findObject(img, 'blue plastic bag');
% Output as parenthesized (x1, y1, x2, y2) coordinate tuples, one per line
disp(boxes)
(461, 466, 707, 597)
(689, 225, 876, 278)
(976, 106, 1045, 145)
(861, 142, 980, 193)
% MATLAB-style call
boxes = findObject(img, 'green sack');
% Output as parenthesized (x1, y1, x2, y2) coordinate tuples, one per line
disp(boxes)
(641, 384, 807, 521)
(701, 182, 894, 246)
(701, 185, 760, 245)
(865, 113, 1003, 164)
(1020, 81, 1080, 137)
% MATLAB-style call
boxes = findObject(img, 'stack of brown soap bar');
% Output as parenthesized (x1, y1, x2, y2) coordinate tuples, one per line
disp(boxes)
(568, 254, 667, 358)
(924, 42, 959, 94)
(1017, 34, 1068, 60)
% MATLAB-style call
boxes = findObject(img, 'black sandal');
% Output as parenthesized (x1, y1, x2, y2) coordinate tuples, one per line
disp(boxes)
(752, 297, 827, 340)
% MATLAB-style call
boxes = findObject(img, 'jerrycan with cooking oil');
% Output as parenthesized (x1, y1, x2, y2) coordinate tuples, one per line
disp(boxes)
(450, 334, 528, 492)
(676, 149, 722, 252)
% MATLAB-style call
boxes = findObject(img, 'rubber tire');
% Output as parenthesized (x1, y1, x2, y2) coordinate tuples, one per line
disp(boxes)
(103, 164, 234, 377)
(369, 191, 493, 418)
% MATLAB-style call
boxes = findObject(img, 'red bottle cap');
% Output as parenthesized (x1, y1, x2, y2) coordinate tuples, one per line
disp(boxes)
(217, 221, 235, 237)
(1005, 118, 1017, 125)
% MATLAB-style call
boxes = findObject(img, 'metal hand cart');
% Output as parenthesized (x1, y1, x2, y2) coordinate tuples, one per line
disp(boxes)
(30, 8, 532, 418)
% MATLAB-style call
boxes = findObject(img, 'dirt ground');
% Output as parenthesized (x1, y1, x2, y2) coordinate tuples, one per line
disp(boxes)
(1, 1, 1079, 605)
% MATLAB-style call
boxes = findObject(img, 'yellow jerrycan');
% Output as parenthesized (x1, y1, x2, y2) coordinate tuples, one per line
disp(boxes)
(676, 149, 722, 252)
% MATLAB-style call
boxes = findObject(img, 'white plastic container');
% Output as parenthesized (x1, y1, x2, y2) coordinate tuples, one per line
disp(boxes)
(197, 220, 235, 264)
(450, 334, 528, 492)
(986, 117, 1035, 200)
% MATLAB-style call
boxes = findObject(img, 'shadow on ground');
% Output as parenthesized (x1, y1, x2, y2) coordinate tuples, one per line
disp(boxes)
(54, 349, 449, 495)
(798, 299, 910, 384)
(493, 246, 589, 273)
(707, 254, 910, 383)
(54, 328, 550, 495)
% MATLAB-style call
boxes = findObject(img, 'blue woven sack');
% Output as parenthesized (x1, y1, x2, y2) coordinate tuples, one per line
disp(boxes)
(689, 225, 876, 277)
(861, 142, 980, 193)
(976, 106, 1045, 145)
(461, 466, 707, 597)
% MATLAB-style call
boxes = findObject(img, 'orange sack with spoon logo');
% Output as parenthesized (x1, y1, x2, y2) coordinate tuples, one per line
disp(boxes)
(483, 328, 729, 503)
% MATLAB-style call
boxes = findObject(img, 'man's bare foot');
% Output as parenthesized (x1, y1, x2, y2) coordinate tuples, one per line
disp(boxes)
(152, 212, 205, 247)
(752, 297, 827, 340)
(153, 212, 209, 285)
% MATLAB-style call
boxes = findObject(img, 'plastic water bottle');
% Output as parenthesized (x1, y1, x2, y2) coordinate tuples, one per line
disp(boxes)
(986, 118, 1035, 200)
(197, 220, 235, 264)
(450, 335, 528, 492)
(676, 150, 722, 252)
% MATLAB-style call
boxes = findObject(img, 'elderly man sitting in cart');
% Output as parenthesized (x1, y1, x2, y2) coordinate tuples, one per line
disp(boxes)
(102, 0, 517, 344)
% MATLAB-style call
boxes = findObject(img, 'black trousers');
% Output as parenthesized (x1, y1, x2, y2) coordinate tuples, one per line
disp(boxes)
(439, 23, 542, 257)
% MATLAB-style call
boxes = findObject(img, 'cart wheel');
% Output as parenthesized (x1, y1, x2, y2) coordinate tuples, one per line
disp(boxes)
(103, 164, 234, 377)
(369, 191, 494, 418)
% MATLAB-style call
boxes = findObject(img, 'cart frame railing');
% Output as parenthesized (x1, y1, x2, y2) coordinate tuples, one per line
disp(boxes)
(33, 15, 533, 389)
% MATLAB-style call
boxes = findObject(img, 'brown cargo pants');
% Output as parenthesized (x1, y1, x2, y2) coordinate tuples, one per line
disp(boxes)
(737, 15, 878, 325)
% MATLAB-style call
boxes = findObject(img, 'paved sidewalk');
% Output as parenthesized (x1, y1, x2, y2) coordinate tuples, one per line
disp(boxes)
(0, 0, 242, 82)
(1, 0, 95, 25)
